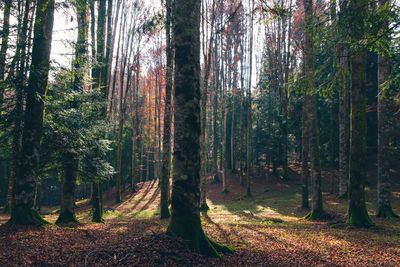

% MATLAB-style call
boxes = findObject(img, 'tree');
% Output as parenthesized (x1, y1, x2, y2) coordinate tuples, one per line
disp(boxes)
(337, 0, 350, 199)
(9, 0, 55, 226)
(347, 0, 373, 228)
(167, 0, 232, 256)
(0, 0, 11, 84)
(160, 0, 173, 219)
(376, 0, 398, 219)
(56, 0, 88, 225)
(303, 0, 326, 220)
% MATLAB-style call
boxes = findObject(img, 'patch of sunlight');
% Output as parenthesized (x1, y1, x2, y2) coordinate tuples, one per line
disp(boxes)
(75, 198, 90, 206)
(130, 209, 160, 219)
(104, 210, 123, 219)
(76, 210, 91, 221)
(255, 205, 280, 215)
(108, 225, 130, 234)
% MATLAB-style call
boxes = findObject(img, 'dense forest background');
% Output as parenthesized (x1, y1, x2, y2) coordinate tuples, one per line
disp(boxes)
(0, 0, 399, 266)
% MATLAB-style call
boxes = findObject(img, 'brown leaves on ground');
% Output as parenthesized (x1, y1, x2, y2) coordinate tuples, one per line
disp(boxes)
(0, 166, 399, 266)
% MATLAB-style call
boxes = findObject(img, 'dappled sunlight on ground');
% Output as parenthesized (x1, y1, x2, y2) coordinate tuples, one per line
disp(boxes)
(1, 165, 399, 266)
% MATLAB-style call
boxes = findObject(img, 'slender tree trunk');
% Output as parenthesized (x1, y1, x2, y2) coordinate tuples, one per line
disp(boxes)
(200, 0, 216, 210)
(376, 0, 397, 219)
(221, 93, 228, 193)
(161, 0, 174, 219)
(9, 0, 55, 226)
(245, 0, 255, 197)
(303, 0, 326, 220)
(0, 0, 12, 85)
(301, 93, 310, 209)
(57, 0, 88, 224)
(91, 0, 107, 223)
(337, 0, 349, 199)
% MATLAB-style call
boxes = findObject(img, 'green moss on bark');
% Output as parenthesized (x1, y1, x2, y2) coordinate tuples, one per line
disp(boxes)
(56, 209, 79, 225)
(376, 206, 398, 219)
(167, 213, 233, 257)
(8, 207, 49, 226)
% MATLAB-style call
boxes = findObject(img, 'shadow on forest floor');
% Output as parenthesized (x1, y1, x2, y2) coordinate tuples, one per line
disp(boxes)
(0, 162, 399, 266)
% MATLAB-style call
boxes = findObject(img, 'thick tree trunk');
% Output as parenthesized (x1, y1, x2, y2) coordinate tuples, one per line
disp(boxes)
(347, 0, 373, 228)
(56, 153, 79, 224)
(9, 0, 55, 226)
(376, 0, 397, 219)
(167, 0, 231, 256)
(92, 181, 103, 223)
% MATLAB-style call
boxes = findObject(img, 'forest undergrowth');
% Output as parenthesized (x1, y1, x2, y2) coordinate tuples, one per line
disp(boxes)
(0, 164, 399, 267)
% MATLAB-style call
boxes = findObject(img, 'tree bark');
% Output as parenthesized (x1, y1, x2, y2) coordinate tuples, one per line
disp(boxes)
(161, 0, 174, 219)
(167, 0, 232, 256)
(376, 0, 398, 219)
(347, 0, 373, 228)
(9, 0, 55, 226)
(303, 0, 326, 220)
(57, 0, 88, 224)
(0, 0, 11, 84)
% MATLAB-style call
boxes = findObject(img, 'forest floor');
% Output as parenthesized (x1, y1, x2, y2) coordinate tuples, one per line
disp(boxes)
(0, 163, 399, 266)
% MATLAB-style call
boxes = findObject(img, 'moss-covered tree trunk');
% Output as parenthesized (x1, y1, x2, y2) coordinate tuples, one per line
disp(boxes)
(9, 0, 55, 226)
(57, 152, 79, 224)
(347, 0, 373, 228)
(90, 0, 107, 222)
(303, 0, 326, 220)
(4, 0, 32, 214)
(337, 0, 350, 199)
(301, 92, 310, 209)
(376, 0, 398, 219)
(167, 0, 232, 257)
(57, 0, 88, 224)
(92, 181, 103, 223)
(161, 0, 173, 219)
(338, 47, 349, 199)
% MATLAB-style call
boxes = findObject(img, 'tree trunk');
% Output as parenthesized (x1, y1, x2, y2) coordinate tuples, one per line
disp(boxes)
(167, 0, 231, 256)
(337, 0, 349, 199)
(303, 0, 326, 220)
(57, 0, 88, 224)
(0, 0, 11, 84)
(9, 0, 55, 226)
(161, 0, 173, 219)
(56, 152, 79, 224)
(376, 0, 398, 219)
(301, 95, 310, 209)
(347, 0, 372, 228)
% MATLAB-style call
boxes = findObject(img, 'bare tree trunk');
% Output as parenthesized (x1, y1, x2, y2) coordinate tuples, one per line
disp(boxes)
(303, 0, 326, 220)
(167, 0, 231, 256)
(0, 0, 11, 84)
(347, 0, 372, 228)
(376, 0, 398, 219)
(57, 0, 88, 224)
(9, 0, 55, 226)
